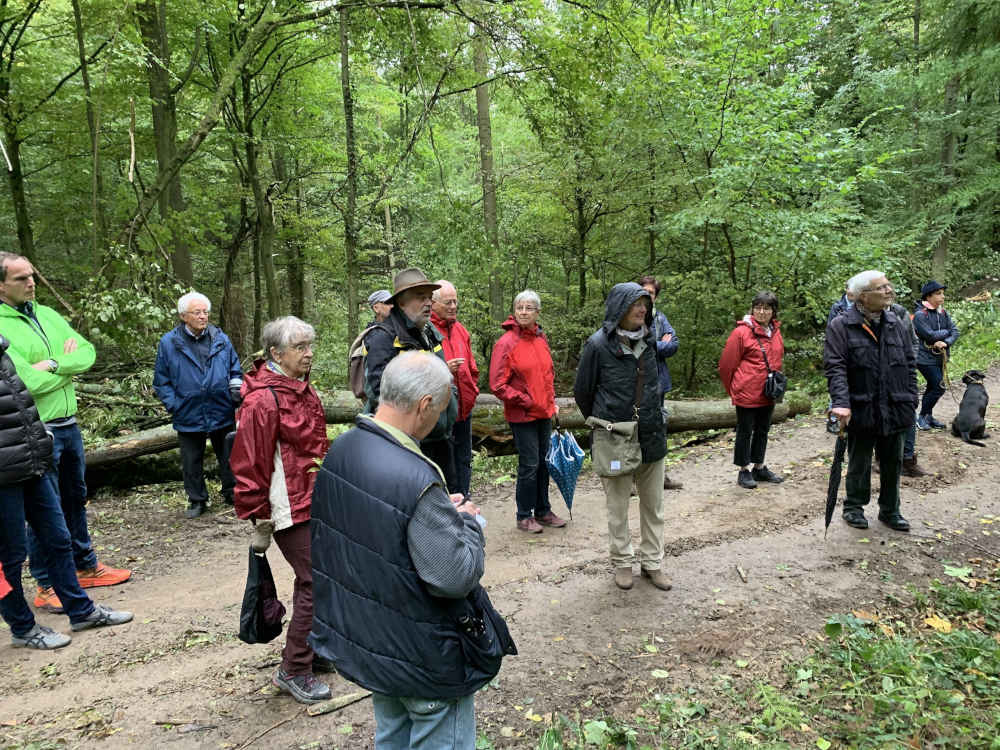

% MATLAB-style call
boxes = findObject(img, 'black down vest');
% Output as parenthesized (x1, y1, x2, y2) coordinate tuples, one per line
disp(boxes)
(309, 417, 500, 699)
(0, 336, 52, 484)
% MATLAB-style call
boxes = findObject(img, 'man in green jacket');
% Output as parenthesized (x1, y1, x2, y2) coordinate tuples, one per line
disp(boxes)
(0, 253, 131, 614)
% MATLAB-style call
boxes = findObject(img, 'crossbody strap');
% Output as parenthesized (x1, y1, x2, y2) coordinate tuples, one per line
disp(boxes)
(632, 357, 645, 419)
(751, 331, 774, 374)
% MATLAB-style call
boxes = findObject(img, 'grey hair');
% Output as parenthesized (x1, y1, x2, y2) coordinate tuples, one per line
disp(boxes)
(431, 280, 455, 301)
(513, 289, 541, 311)
(261, 316, 315, 355)
(0, 252, 28, 281)
(380, 351, 453, 411)
(177, 291, 211, 315)
(846, 271, 885, 298)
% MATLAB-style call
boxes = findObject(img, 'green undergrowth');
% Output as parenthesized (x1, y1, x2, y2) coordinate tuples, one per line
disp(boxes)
(526, 562, 1000, 749)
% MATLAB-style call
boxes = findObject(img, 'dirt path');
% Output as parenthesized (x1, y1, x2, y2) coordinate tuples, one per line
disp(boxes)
(2, 368, 998, 749)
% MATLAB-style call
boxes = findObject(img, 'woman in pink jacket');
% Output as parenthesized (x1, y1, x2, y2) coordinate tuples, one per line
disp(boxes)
(718, 291, 785, 490)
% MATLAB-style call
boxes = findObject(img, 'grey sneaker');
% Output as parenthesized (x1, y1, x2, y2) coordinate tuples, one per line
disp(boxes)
(272, 669, 332, 704)
(71, 604, 134, 631)
(12, 624, 72, 650)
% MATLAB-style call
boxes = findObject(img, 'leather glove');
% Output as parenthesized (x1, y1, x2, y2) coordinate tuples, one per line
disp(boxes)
(251, 519, 274, 553)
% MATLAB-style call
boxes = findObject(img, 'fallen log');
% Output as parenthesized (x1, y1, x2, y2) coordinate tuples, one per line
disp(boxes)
(84, 390, 811, 468)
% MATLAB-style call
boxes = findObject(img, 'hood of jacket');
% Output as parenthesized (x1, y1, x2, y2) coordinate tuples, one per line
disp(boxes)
(739, 315, 781, 337)
(500, 315, 542, 337)
(602, 283, 653, 335)
(242, 358, 314, 399)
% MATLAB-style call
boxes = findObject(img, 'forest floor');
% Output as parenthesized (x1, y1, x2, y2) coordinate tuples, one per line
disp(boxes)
(2, 367, 998, 750)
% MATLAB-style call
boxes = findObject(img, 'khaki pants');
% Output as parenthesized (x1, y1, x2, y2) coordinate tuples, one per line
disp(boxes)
(601, 459, 665, 569)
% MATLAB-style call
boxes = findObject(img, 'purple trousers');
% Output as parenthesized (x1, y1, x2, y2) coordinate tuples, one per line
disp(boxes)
(273, 521, 314, 676)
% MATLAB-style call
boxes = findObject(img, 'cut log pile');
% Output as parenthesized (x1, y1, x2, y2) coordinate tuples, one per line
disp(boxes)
(84, 390, 811, 468)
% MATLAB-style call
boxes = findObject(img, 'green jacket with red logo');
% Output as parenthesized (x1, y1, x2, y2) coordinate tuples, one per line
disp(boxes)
(0, 301, 95, 422)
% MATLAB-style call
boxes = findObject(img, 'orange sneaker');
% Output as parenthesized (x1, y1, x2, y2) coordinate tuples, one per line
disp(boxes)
(34, 586, 65, 614)
(76, 563, 132, 588)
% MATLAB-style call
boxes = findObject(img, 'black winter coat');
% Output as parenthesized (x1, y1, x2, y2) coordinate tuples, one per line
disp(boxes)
(0, 336, 52, 485)
(574, 283, 667, 464)
(824, 304, 918, 436)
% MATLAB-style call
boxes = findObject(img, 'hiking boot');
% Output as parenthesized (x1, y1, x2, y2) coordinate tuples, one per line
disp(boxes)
(272, 669, 332, 705)
(878, 513, 911, 532)
(737, 469, 757, 489)
(927, 417, 946, 430)
(11, 624, 71, 650)
(535, 511, 567, 528)
(517, 517, 544, 533)
(640, 568, 672, 591)
(614, 567, 633, 590)
(916, 415, 932, 431)
(663, 475, 684, 490)
(843, 510, 869, 529)
(752, 466, 785, 484)
(34, 586, 65, 614)
(185, 501, 207, 519)
(901, 456, 928, 478)
(77, 563, 131, 588)
(70, 604, 134, 631)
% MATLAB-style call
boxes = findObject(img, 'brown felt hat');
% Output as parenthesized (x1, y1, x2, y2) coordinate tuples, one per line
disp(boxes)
(390, 267, 440, 301)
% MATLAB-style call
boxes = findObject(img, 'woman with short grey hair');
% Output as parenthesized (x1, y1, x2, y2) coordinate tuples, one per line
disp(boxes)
(229, 316, 331, 704)
(489, 291, 565, 534)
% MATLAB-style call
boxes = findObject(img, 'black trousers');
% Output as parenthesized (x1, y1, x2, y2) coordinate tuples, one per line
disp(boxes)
(733, 405, 774, 467)
(844, 430, 904, 516)
(178, 425, 235, 504)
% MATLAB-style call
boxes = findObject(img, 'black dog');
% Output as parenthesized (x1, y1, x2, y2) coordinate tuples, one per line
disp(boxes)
(951, 370, 990, 447)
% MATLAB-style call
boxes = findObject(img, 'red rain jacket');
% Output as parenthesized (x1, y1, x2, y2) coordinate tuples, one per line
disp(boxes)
(718, 317, 784, 408)
(431, 311, 480, 422)
(489, 317, 556, 423)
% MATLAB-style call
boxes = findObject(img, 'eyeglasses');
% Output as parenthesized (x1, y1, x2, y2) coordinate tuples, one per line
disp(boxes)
(439, 300, 458, 307)
(185, 309, 209, 317)
(514, 305, 538, 312)
(752, 304, 772, 311)
(290, 342, 313, 353)
(864, 284, 892, 293)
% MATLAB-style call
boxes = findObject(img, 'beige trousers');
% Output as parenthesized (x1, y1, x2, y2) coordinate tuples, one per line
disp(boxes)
(601, 459, 665, 569)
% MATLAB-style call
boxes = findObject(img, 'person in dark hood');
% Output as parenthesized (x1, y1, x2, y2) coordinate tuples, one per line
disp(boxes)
(230, 316, 332, 704)
(719, 291, 786, 489)
(574, 283, 671, 592)
(489, 290, 566, 533)
(912, 280, 959, 431)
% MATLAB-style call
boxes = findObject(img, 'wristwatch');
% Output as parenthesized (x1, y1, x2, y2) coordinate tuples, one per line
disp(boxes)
(47, 359, 58, 372)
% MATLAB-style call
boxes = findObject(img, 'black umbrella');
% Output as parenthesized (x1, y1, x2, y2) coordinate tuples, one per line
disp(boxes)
(825, 421, 847, 539)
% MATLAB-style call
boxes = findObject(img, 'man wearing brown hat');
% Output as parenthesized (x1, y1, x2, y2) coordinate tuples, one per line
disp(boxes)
(363, 268, 459, 488)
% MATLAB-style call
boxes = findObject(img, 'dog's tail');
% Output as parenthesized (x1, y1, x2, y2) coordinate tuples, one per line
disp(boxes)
(959, 430, 987, 447)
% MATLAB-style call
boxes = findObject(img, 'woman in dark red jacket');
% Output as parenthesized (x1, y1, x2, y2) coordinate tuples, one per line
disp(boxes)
(489, 290, 566, 533)
(230, 316, 331, 705)
(718, 292, 786, 490)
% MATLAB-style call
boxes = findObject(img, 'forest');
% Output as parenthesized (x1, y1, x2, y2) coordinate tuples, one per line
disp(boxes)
(2, 0, 998, 403)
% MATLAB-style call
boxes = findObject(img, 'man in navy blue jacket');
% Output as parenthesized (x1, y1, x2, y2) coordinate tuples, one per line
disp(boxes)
(912, 281, 959, 431)
(154, 292, 243, 518)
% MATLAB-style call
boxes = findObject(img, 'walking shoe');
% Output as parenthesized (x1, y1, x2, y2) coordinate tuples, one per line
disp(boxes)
(901, 456, 928, 478)
(535, 511, 567, 528)
(663, 475, 684, 490)
(737, 469, 757, 489)
(843, 511, 869, 529)
(614, 566, 633, 590)
(916, 415, 932, 431)
(272, 669, 332, 705)
(640, 568, 672, 591)
(185, 501, 207, 519)
(752, 466, 785, 484)
(927, 417, 946, 430)
(11, 624, 71, 650)
(517, 518, 544, 533)
(70, 604, 134, 631)
(34, 586, 65, 614)
(77, 563, 131, 588)
(878, 513, 911, 532)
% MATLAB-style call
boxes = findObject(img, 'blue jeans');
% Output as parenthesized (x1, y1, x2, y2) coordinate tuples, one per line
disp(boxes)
(451, 417, 473, 499)
(510, 419, 552, 520)
(0, 476, 95, 635)
(28, 423, 97, 587)
(371, 693, 475, 750)
(917, 362, 945, 417)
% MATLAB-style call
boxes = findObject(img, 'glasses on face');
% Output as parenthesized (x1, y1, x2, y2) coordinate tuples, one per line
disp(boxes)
(753, 304, 772, 312)
(186, 309, 209, 318)
(515, 305, 538, 313)
(439, 299, 458, 307)
(290, 342, 313, 353)
(865, 284, 892, 294)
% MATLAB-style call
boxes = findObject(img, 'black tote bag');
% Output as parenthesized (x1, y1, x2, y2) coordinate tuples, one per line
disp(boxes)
(238, 546, 286, 644)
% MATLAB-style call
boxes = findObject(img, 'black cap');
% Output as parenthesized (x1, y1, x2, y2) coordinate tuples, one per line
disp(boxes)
(920, 280, 946, 299)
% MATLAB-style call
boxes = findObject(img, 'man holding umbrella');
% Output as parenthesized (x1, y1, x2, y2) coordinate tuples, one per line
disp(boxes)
(824, 270, 918, 532)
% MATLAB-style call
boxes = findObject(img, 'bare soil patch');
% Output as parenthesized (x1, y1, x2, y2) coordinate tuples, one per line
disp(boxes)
(2, 368, 998, 749)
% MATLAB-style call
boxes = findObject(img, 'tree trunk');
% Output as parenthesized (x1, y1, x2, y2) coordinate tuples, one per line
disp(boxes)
(84, 392, 811, 467)
(2, 127, 35, 262)
(474, 35, 504, 322)
(340, 7, 360, 341)
(71, 0, 108, 259)
(574, 186, 588, 305)
(932, 74, 960, 278)
(275, 150, 305, 318)
(135, 0, 193, 285)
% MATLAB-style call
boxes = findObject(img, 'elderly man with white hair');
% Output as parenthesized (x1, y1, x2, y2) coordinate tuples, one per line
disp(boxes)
(824, 270, 918, 532)
(154, 291, 243, 518)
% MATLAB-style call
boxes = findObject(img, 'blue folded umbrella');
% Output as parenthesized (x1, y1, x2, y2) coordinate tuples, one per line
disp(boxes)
(546, 428, 585, 517)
